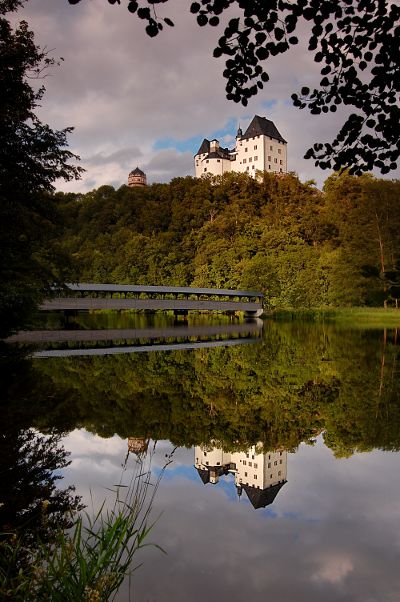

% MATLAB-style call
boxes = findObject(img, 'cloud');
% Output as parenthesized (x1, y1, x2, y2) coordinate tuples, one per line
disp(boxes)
(86, 147, 143, 168)
(144, 148, 194, 181)
(312, 556, 354, 584)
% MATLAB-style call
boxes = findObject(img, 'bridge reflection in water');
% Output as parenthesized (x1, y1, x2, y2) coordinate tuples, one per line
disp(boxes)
(8, 321, 263, 358)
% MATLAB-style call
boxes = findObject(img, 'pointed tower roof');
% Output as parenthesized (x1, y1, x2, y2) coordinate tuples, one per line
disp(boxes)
(196, 468, 210, 484)
(129, 166, 145, 176)
(243, 481, 287, 509)
(195, 139, 210, 156)
(242, 115, 286, 143)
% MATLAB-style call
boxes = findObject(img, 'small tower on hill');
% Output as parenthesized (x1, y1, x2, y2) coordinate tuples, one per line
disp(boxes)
(128, 166, 147, 187)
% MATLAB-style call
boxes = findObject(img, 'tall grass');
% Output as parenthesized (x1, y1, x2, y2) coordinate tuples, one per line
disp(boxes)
(1, 444, 173, 601)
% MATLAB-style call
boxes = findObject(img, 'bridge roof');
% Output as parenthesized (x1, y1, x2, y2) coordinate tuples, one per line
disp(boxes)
(65, 283, 263, 298)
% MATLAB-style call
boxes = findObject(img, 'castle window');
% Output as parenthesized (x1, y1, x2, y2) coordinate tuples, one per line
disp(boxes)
(254, 145, 257, 150)
(243, 460, 246, 465)
(217, 462, 220, 465)
(274, 158, 278, 163)
(245, 472, 248, 477)
(278, 471, 281, 476)
(270, 474, 273, 479)
(252, 165, 255, 169)
(254, 156, 258, 161)
(270, 145, 273, 150)
(243, 158, 246, 164)
(217, 159, 220, 162)
(206, 461, 209, 465)
(248, 462, 252, 467)
(280, 452, 283, 456)
(249, 157, 252, 163)
(280, 160, 283, 165)
(278, 149, 282, 154)
(254, 474, 257, 479)
(245, 147, 248, 152)
(268, 462, 271, 468)
(268, 156, 271, 161)
(246, 166, 249, 171)
(274, 461, 277, 466)
(204, 168, 207, 172)
(206, 159, 209, 163)
(280, 168, 283, 172)
(280, 459, 283, 464)
(269, 165, 271, 170)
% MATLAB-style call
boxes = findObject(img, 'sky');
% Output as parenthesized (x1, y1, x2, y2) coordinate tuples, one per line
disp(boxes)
(13, 0, 399, 192)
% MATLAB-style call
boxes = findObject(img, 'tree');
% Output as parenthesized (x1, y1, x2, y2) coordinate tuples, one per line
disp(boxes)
(68, 0, 399, 175)
(0, 1, 83, 336)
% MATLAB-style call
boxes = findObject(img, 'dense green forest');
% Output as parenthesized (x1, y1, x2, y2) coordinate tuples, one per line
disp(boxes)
(55, 171, 400, 309)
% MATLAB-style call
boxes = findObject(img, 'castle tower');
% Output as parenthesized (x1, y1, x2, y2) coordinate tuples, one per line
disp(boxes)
(128, 167, 147, 187)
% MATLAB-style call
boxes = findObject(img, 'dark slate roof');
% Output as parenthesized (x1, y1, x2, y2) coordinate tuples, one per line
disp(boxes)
(66, 283, 263, 298)
(129, 167, 145, 176)
(196, 139, 210, 156)
(243, 481, 287, 509)
(242, 115, 286, 144)
(206, 150, 231, 160)
(196, 468, 210, 484)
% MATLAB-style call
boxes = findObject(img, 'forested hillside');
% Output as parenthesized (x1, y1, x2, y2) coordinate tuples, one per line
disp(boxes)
(55, 172, 400, 308)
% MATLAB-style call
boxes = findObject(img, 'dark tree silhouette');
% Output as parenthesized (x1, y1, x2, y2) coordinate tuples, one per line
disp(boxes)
(0, 2, 83, 335)
(68, 0, 399, 175)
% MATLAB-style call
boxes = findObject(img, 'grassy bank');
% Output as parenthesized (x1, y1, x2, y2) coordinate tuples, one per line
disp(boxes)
(265, 307, 400, 328)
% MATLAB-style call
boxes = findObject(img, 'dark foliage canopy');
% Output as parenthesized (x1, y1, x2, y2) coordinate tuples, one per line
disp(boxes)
(68, 0, 399, 175)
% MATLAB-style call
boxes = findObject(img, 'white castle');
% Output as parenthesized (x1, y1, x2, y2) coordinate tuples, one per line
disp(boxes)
(194, 115, 287, 179)
(194, 443, 287, 509)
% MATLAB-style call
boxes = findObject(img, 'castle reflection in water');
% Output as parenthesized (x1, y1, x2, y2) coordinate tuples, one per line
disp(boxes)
(127, 438, 287, 510)
(194, 444, 287, 509)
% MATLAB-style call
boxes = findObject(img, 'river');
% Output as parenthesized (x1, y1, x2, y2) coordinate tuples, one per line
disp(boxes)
(2, 314, 400, 601)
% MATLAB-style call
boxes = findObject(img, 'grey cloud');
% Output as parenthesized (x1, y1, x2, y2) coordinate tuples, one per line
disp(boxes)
(85, 147, 142, 168)
(144, 149, 194, 182)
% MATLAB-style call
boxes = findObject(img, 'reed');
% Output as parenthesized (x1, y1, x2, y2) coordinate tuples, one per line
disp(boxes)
(1, 445, 172, 601)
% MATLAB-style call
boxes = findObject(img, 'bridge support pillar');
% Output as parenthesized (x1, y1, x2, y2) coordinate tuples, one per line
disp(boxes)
(244, 309, 264, 319)
(174, 309, 188, 324)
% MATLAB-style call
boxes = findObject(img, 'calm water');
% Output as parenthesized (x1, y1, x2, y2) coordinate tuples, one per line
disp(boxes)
(2, 315, 400, 601)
